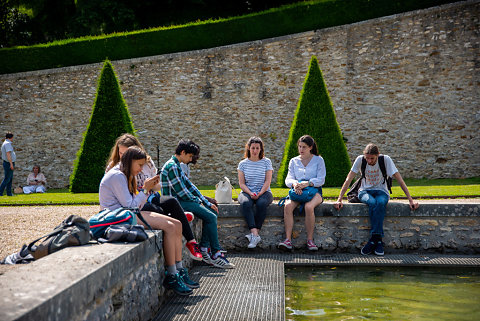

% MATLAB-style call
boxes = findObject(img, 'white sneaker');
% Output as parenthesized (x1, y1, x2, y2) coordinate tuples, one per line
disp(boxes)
(245, 234, 252, 242)
(248, 235, 261, 249)
(201, 250, 214, 266)
(210, 253, 235, 269)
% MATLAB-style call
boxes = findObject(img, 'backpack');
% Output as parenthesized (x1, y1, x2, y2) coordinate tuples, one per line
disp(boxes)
(89, 207, 137, 239)
(98, 224, 149, 243)
(347, 155, 392, 203)
(27, 215, 90, 260)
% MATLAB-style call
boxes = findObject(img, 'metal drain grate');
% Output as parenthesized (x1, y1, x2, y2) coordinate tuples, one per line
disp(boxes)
(154, 253, 480, 321)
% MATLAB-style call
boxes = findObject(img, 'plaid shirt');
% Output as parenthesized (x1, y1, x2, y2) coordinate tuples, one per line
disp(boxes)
(160, 156, 211, 207)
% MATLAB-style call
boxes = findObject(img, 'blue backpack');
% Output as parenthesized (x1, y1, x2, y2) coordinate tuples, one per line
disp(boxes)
(89, 208, 137, 239)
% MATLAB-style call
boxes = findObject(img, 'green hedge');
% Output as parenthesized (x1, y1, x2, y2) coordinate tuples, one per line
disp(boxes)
(277, 56, 351, 187)
(69, 60, 135, 193)
(0, 0, 454, 74)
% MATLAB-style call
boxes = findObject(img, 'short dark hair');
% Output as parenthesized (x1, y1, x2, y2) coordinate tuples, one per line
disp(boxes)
(175, 139, 199, 156)
(298, 135, 318, 155)
(5, 132, 13, 139)
(363, 143, 379, 155)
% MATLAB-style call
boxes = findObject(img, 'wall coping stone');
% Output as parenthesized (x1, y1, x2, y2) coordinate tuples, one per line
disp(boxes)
(0, 232, 164, 321)
(217, 201, 480, 218)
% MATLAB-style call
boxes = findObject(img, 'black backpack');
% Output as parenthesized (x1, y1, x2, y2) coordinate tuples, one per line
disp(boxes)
(26, 215, 91, 260)
(347, 155, 392, 203)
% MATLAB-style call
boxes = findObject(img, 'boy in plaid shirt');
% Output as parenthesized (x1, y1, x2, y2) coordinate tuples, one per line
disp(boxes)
(160, 139, 234, 269)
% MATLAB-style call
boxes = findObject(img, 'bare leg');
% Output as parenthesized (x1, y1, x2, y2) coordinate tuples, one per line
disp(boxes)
(283, 200, 299, 240)
(304, 194, 324, 240)
(139, 211, 183, 265)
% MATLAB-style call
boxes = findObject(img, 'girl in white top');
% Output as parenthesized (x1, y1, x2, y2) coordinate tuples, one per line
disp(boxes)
(23, 165, 47, 194)
(237, 136, 274, 249)
(278, 135, 326, 251)
(99, 145, 194, 295)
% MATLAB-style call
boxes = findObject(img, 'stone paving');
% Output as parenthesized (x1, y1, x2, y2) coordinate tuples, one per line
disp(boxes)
(154, 252, 480, 321)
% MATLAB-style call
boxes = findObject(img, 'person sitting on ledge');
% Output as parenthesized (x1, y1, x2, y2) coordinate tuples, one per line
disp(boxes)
(333, 143, 419, 256)
(23, 165, 47, 194)
(278, 135, 325, 252)
(100, 146, 196, 296)
(160, 139, 234, 269)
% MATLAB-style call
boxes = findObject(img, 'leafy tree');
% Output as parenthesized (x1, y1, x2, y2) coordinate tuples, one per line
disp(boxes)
(277, 56, 351, 187)
(69, 60, 135, 193)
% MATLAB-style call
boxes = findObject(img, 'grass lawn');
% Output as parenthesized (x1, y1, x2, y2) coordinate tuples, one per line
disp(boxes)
(1, 178, 478, 206)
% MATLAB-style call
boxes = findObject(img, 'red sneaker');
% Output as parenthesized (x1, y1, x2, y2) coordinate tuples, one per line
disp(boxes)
(185, 212, 194, 222)
(186, 242, 202, 261)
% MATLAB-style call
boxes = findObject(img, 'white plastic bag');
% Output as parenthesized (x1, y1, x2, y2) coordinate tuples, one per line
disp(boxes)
(215, 177, 233, 204)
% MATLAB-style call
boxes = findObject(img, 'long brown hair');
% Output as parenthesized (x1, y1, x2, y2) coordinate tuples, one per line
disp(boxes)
(107, 133, 150, 171)
(120, 146, 147, 194)
(243, 136, 265, 159)
(298, 135, 318, 156)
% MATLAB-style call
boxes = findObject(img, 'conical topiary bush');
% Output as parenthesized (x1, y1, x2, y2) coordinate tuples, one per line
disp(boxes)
(69, 60, 135, 192)
(277, 56, 351, 187)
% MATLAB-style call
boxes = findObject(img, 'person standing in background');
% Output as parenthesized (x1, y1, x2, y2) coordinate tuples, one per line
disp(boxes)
(0, 132, 16, 197)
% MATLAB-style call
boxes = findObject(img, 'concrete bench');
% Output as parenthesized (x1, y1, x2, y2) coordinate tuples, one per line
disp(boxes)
(0, 201, 478, 321)
(216, 201, 480, 253)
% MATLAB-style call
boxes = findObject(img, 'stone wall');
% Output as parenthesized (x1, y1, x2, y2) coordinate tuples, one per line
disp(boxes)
(217, 202, 480, 254)
(0, 1, 478, 189)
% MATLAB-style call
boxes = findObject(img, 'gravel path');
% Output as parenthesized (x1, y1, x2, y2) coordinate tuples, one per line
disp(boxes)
(0, 205, 98, 275)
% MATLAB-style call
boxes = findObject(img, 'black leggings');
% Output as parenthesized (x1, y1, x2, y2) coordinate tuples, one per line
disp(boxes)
(141, 194, 195, 242)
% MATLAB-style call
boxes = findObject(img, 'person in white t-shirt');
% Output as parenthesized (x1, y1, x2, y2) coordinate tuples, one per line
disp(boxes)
(334, 143, 419, 256)
(237, 136, 274, 249)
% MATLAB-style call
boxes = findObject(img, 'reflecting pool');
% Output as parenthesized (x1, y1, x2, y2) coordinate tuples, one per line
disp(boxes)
(285, 265, 480, 320)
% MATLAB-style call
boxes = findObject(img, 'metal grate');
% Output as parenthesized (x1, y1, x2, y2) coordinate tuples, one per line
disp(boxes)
(154, 253, 480, 321)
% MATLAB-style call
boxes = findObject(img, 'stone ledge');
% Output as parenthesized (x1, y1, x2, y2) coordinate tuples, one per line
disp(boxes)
(216, 202, 480, 254)
(0, 230, 194, 321)
(217, 201, 480, 218)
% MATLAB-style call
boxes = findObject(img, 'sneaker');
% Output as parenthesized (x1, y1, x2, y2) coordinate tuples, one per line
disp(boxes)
(278, 239, 293, 251)
(248, 235, 261, 249)
(208, 247, 227, 254)
(178, 268, 200, 289)
(201, 250, 214, 266)
(245, 234, 252, 242)
(361, 237, 376, 255)
(185, 212, 194, 222)
(374, 241, 384, 256)
(307, 240, 318, 251)
(186, 242, 203, 261)
(210, 253, 235, 269)
(163, 273, 193, 296)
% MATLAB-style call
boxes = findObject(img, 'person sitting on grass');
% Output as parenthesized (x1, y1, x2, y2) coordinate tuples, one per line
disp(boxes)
(160, 139, 234, 269)
(23, 165, 47, 194)
(100, 145, 197, 296)
(333, 143, 419, 256)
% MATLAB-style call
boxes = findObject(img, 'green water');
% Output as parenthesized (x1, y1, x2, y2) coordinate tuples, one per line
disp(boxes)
(285, 265, 480, 321)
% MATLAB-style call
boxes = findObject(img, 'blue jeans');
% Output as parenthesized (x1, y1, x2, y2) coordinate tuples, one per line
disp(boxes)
(358, 189, 389, 237)
(238, 191, 273, 230)
(179, 201, 221, 253)
(0, 161, 14, 196)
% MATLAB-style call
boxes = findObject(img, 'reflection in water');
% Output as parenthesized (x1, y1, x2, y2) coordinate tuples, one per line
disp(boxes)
(285, 266, 480, 321)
